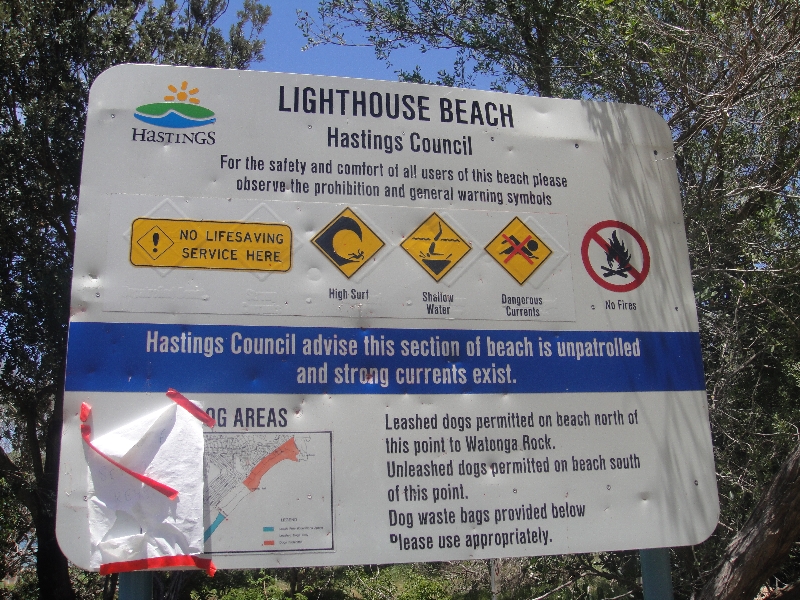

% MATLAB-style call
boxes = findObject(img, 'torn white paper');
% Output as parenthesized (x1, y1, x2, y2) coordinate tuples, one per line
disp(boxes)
(84, 401, 204, 569)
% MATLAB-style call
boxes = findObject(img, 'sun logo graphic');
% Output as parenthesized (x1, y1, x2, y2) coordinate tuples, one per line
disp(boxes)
(134, 81, 216, 128)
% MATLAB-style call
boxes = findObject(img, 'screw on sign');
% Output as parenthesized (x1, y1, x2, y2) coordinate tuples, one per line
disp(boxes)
(581, 220, 650, 292)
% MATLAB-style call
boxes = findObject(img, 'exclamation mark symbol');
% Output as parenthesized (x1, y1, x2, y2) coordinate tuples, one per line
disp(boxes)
(152, 232, 160, 254)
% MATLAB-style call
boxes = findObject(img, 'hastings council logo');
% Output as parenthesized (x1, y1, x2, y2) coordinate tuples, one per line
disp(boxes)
(134, 81, 216, 128)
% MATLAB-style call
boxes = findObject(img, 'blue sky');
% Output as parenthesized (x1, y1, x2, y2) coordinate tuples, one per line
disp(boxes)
(218, 1, 488, 88)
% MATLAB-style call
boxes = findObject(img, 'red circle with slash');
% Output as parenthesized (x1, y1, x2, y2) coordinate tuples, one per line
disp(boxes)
(581, 220, 650, 292)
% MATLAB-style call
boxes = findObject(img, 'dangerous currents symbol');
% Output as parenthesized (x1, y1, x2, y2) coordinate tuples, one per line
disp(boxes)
(581, 220, 650, 292)
(312, 208, 385, 278)
(485, 217, 552, 285)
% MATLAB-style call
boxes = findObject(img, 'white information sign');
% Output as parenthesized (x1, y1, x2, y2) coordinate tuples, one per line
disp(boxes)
(57, 64, 718, 571)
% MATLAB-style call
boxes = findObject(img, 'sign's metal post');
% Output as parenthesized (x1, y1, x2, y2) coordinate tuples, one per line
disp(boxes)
(118, 571, 153, 600)
(640, 548, 674, 600)
(490, 558, 498, 600)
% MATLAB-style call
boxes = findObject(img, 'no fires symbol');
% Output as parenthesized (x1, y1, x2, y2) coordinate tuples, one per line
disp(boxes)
(580, 220, 650, 292)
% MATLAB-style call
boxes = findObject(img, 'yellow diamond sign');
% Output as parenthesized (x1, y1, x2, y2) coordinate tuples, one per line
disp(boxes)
(485, 217, 552, 284)
(312, 208, 384, 278)
(401, 213, 471, 281)
(135, 224, 174, 261)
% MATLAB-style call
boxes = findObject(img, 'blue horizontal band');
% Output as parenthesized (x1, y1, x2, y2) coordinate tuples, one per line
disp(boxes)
(65, 322, 704, 394)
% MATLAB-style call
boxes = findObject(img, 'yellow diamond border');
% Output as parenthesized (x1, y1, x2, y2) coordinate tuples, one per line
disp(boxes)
(485, 216, 552, 285)
(401, 212, 472, 282)
(311, 207, 385, 279)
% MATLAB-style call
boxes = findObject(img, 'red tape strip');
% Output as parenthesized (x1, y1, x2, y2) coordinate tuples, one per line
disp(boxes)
(79, 403, 179, 500)
(100, 556, 216, 576)
(166, 389, 216, 427)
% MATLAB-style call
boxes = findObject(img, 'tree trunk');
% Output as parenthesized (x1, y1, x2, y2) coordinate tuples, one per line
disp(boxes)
(35, 355, 74, 600)
(695, 440, 800, 600)
(33, 511, 74, 600)
(0, 386, 74, 600)
(102, 574, 119, 600)
(153, 571, 188, 600)
(762, 580, 800, 600)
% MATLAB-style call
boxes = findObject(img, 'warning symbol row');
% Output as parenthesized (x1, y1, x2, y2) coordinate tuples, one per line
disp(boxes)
(131, 211, 650, 290)
(312, 209, 552, 284)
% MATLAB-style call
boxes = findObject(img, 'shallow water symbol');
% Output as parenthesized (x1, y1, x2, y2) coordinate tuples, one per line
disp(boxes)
(401, 213, 471, 281)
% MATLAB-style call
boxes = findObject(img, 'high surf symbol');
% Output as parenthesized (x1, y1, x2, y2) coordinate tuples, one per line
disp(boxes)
(311, 208, 385, 278)
(134, 81, 216, 129)
(314, 216, 365, 266)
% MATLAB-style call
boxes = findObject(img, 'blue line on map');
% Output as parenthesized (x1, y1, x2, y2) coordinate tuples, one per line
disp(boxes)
(204, 512, 225, 541)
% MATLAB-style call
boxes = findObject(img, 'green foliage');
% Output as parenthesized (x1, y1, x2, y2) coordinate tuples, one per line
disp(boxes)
(301, 1, 800, 597)
(335, 564, 456, 600)
(0, 2, 270, 598)
(189, 569, 289, 600)
(237, 560, 640, 600)
(0, 567, 103, 600)
(0, 477, 33, 583)
(2, 0, 799, 598)
(0, 569, 38, 600)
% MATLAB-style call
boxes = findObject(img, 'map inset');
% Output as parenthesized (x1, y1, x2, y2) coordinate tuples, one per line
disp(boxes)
(203, 432, 333, 553)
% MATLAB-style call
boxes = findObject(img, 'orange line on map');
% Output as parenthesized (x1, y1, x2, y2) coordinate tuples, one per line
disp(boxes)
(242, 438, 300, 491)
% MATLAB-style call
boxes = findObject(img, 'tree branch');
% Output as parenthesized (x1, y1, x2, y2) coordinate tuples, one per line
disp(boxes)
(695, 439, 800, 600)
(0, 446, 38, 520)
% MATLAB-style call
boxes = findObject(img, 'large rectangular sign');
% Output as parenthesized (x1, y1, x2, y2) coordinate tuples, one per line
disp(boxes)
(57, 64, 718, 571)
